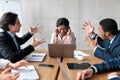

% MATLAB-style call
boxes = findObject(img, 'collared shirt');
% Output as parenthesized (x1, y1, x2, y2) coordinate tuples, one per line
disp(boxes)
(110, 35, 116, 46)
(0, 28, 4, 32)
(7, 31, 19, 50)
(7, 31, 15, 39)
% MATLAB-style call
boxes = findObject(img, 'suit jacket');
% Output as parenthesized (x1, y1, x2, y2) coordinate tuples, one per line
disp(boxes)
(94, 32, 120, 60)
(0, 31, 34, 63)
(93, 58, 120, 74)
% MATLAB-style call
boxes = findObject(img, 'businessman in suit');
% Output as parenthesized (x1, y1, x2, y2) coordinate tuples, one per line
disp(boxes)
(83, 18, 120, 60)
(76, 58, 120, 80)
(0, 12, 46, 63)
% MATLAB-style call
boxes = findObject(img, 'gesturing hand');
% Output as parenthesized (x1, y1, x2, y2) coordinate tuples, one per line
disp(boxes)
(32, 36, 46, 48)
(30, 24, 42, 35)
(82, 21, 95, 35)
(0, 68, 20, 80)
(9, 60, 29, 69)
(85, 35, 98, 50)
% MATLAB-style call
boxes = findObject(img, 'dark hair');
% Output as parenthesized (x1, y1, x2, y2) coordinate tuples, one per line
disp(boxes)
(0, 12, 18, 31)
(56, 17, 70, 28)
(99, 18, 118, 35)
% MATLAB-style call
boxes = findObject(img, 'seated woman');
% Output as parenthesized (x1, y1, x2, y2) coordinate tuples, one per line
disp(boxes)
(50, 17, 76, 48)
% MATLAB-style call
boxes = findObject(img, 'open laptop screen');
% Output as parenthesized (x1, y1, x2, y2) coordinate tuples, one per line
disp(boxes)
(48, 44, 75, 58)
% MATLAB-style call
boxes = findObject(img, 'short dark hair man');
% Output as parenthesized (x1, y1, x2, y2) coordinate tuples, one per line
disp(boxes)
(83, 18, 120, 60)
(0, 12, 46, 63)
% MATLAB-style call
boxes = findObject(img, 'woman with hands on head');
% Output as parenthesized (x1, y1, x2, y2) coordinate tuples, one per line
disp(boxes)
(0, 12, 46, 63)
(50, 17, 76, 48)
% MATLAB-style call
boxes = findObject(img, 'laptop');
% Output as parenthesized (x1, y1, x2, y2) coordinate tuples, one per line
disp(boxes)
(48, 44, 75, 58)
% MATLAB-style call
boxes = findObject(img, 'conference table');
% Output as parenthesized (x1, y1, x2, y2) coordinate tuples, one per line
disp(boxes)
(34, 49, 109, 80)
(57, 50, 107, 80)
(30, 49, 59, 80)
(0, 49, 112, 80)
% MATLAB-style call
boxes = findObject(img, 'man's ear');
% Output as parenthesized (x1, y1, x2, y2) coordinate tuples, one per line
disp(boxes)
(8, 24, 13, 30)
(105, 32, 110, 37)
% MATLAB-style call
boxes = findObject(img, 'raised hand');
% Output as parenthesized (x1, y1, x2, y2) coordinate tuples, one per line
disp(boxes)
(32, 36, 46, 48)
(85, 35, 98, 50)
(82, 21, 94, 35)
(54, 29, 59, 37)
(30, 24, 42, 35)
(67, 28, 71, 35)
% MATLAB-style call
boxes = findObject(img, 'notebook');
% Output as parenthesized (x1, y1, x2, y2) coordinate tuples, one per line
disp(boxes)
(25, 52, 46, 62)
(48, 44, 75, 58)
(11, 65, 39, 80)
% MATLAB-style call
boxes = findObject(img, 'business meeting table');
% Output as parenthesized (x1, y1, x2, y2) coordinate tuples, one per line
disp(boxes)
(0, 49, 115, 80)
(57, 50, 106, 80)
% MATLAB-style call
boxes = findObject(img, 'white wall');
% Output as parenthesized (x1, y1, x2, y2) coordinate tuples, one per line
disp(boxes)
(0, 0, 22, 37)
(21, 0, 120, 50)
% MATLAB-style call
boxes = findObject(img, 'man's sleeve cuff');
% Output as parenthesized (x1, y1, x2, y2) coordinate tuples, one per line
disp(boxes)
(91, 33, 97, 39)
(108, 75, 119, 80)
(93, 46, 97, 54)
(90, 65, 98, 74)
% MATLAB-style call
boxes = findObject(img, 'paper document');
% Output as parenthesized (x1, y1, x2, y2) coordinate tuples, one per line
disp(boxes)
(25, 52, 46, 62)
(11, 65, 39, 80)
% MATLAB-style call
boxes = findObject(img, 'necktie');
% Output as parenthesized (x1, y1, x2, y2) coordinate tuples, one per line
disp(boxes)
(13, 36, 19, 50)
(108, 40, 111, 48)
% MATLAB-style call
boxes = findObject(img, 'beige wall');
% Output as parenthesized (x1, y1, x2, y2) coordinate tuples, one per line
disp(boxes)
(21, 0, 120, 50)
